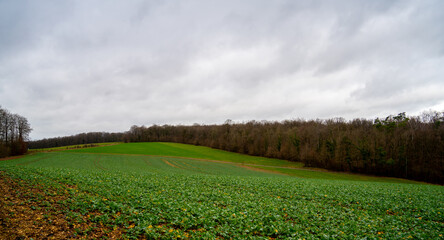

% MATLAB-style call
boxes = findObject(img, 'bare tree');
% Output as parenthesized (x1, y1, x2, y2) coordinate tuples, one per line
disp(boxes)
(0, 106, 32, 157)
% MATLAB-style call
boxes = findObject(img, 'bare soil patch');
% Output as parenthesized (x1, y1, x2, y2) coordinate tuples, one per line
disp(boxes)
(0, 171, 75, 239)
(0, 171, 124, 239)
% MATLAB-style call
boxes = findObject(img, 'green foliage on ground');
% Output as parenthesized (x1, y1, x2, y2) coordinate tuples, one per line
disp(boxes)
(8, 152, 273, 177)
(67, 142, 304, 168)
(67, 142, 419, 183)
(1, 144, 442, 239)
(254, 166, 423, 184)
(0, 143, 444, 239)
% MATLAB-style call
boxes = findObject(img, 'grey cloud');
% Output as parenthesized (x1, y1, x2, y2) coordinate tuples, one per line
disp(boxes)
(0, 0, 443, 139)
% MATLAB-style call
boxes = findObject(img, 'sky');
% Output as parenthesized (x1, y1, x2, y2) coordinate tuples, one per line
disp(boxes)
(1, 0, 444, 140)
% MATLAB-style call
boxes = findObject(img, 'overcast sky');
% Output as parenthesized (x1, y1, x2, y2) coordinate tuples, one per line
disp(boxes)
(1, 0, 444, 140)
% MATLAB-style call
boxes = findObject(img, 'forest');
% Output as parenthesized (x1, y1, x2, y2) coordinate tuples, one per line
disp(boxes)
(0, 106, 32, 157)
(28, 132, 124, 149)
(29, 112, 444, 184)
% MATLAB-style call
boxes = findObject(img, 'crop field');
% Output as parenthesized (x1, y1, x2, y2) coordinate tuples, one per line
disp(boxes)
(28, 142, 119, 152)
(68, 142, 305, 168)
(0, 142, 443, 239)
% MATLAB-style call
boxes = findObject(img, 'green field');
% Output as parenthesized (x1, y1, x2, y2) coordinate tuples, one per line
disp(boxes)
(68, 142, 418, 183)
(29, 142, 119, 152)
(0, 142, 443, 239)
(68, 142, 304, 168)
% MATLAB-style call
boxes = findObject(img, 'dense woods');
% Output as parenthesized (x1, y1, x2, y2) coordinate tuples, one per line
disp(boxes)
(28, 132, 124, 149)
(0, 106, 32, 157)
(124, 112, 444, 184)
(29, 112, 444, 184)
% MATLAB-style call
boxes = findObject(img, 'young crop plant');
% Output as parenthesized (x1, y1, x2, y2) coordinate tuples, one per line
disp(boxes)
(0, 147, 442, 239)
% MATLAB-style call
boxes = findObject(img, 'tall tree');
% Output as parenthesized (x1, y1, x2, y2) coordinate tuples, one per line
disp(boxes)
(0, 106, 32, 157)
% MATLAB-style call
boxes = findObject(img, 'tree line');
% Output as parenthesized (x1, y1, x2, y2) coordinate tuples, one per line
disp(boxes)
(29, 112, 444, 184)
(28, 132, 124, 149)
(0, 106, 32, 157)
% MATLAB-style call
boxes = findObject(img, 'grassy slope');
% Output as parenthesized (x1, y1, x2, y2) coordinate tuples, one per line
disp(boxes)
(29, 142, 119, 152)
(68, 142, 420, 184)
(68, 142, 304, 167)
(10, 152, 276, 177)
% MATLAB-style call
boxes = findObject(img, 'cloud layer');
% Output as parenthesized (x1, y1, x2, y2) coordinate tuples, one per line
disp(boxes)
(1, 0, 444, 139)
